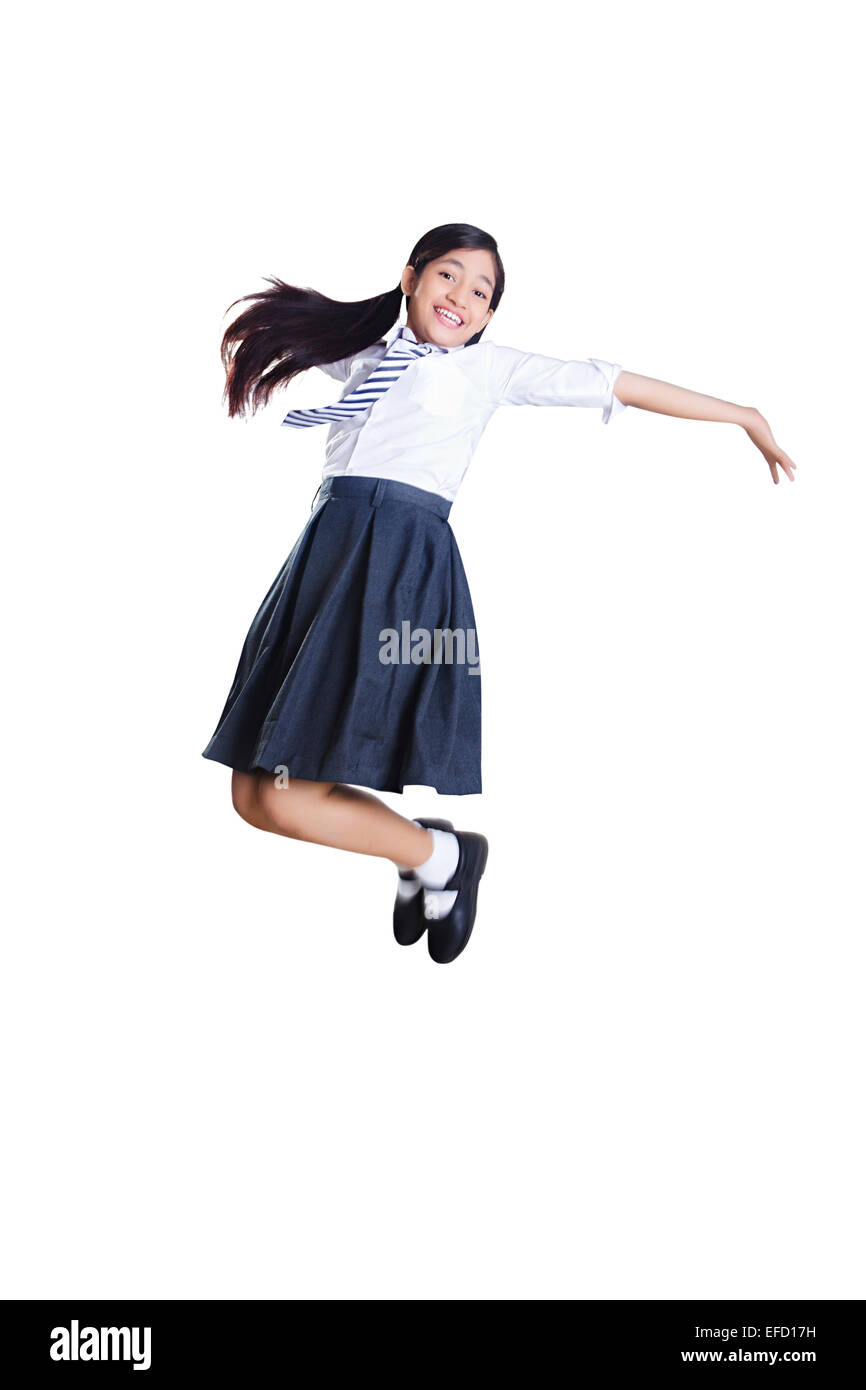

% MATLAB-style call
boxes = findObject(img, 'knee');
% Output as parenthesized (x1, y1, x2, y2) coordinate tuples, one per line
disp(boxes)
(256, 780, 304, 837)
(257, 775, 333, 839)
(231, 770, 264, 827)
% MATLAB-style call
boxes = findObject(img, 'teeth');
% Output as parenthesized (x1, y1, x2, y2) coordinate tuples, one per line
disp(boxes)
(435, 307, 462, 324)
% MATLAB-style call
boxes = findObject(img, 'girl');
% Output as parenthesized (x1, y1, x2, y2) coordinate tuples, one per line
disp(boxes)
(202, 222, 797, 965)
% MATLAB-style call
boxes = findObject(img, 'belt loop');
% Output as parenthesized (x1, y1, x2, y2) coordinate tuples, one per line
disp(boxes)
(371, 478, 388, 508)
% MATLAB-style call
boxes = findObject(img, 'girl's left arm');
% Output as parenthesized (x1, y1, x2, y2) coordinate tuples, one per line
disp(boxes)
(613, 372, 798, 485)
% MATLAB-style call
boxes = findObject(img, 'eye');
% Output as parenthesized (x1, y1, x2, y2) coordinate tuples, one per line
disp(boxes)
(439, 270, 487, 299)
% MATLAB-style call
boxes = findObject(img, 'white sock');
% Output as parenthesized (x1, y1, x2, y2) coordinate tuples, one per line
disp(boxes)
(423, 886, 459, 921)
(396, 826, 460, 920)
(412, 828, 459, 889)
(395, 876, 422, 901)
(414, 829, 460, 921)
(394, 820, 430, 901)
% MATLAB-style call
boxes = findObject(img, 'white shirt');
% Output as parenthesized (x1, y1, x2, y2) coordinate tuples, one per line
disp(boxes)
(309, 319, 626, 503)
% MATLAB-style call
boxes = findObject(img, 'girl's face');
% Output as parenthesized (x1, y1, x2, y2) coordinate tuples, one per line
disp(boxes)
(401, 248, 496, 346)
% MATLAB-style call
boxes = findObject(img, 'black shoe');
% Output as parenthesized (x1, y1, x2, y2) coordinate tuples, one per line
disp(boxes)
(392, 817, 455, 947)
(426, 831, 489, 965)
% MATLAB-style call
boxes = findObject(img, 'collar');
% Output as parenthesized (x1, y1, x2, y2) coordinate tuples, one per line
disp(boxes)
(382, 319, 466, 354)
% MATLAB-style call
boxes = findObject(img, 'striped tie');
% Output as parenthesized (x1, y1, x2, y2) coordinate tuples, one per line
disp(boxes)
(282, 336, 435, 430)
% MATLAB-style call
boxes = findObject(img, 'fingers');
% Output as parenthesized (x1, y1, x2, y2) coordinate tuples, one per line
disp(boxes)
(765, 445, 797, 483)
(779, 450, 797, 479)
(773, 453, 795, 481)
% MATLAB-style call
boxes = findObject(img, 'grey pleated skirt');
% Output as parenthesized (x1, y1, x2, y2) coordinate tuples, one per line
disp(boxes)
(201, 474, 482, 794)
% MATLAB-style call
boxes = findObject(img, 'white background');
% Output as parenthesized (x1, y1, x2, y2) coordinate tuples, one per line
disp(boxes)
(3, 0, 863, 1299)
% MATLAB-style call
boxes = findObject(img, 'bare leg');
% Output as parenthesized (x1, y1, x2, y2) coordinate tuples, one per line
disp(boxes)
(231, 769, 434, 869)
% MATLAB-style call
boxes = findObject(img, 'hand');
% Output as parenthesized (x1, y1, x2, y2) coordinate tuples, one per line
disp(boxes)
(743, 409, 798, 485)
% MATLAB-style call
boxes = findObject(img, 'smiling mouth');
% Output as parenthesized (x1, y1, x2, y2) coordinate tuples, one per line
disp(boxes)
(433, 305, 464, 327)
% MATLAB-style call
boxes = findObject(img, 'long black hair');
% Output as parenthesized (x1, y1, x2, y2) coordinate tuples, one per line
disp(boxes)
(220, 223, 506, 419)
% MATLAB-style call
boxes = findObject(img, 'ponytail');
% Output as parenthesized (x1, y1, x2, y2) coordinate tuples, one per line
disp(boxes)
(221, 278, 404, 419)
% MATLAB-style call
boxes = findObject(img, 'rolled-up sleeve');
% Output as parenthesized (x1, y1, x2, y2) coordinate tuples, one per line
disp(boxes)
(486, 345, 627, 423)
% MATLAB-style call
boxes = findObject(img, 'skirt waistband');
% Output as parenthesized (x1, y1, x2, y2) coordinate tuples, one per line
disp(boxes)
(312, 474, 452, 521)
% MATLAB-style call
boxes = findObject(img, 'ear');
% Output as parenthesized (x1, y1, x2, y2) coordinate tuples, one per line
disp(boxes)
(400, 264, 416, 297)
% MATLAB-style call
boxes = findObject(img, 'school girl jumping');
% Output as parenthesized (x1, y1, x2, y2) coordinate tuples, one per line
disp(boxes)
(202, 222, 797, 965)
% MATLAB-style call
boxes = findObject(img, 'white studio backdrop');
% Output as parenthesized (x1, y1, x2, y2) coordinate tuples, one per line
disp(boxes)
(2, 0, 864, 1298)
